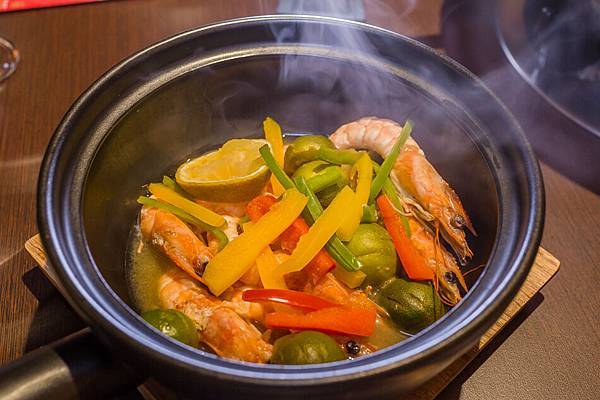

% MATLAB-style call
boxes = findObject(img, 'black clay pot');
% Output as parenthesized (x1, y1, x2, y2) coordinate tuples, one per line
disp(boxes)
(34, 16, 543, 399)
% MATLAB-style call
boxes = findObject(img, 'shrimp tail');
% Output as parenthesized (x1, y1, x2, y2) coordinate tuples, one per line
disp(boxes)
(408, 217, 464, 306)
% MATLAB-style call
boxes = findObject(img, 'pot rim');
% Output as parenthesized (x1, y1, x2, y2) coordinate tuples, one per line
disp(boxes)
(37, 15, 544, 386)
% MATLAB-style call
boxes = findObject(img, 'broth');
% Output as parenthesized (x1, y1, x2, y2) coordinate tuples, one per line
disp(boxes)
(126, 227, 173, 313)
(126, 224, 409, 352)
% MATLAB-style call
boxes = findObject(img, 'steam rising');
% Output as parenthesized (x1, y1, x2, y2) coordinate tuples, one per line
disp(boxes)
(194, 0, 600, 199)
(264, 1, 453, 138)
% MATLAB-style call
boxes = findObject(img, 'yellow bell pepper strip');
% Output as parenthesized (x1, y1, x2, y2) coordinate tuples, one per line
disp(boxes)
(293, 176, 362, 272)
(277, 186, 354, 276)
(337, 153, 372, 241)
(263, 117, 286, 196)
(148, 183, 225, 228)
(202, 188, 307, 295)
(333, 266, 367, 289)
(256, 246, 288, 290)
(161, 175, 191, 198)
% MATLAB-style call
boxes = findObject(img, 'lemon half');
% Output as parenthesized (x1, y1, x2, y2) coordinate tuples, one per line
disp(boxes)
(176, 139, 271, 202)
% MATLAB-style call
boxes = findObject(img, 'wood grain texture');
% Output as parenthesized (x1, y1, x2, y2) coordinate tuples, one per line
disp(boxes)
(1, 1, 599, 399)
(23, 235, 560, 400)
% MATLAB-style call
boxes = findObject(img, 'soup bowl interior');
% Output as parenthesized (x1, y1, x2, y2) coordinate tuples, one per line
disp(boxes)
(85, 54, 498, 304)
(39, 16, 542, 398)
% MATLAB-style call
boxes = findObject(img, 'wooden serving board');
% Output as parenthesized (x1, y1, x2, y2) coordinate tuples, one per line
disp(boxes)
(25, 234, 560, 400)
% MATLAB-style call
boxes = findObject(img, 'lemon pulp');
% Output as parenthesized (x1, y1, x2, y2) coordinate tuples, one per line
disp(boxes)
(176, 139, 270, 202)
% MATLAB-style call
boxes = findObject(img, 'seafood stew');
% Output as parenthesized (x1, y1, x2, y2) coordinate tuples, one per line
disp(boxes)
(129, 116, 476, 364)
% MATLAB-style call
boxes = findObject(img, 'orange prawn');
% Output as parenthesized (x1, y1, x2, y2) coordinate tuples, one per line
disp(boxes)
(159, 268, 272, 363)
(140, 206, 213, 282)
(330, 116, 474, 261)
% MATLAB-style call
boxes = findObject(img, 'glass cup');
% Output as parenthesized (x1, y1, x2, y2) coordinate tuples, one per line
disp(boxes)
(0, 36, 19, 83)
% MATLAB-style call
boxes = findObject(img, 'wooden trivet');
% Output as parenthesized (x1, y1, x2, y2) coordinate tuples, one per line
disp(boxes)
(25, 234, 559, 400)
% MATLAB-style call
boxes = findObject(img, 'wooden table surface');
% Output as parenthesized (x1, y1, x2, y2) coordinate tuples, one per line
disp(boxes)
(0, 1, 598, 399)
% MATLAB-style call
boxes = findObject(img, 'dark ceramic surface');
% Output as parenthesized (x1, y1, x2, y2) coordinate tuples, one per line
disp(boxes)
(37, 16, 543, 398)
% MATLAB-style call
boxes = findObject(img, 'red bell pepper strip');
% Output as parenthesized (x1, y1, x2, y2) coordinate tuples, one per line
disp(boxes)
(246, 195, 336, 283)
(242, 289, 338, 311)
(246, 194, 278, 221)
(303, 251, 336, 285)
(279, 218, 308, 252)
(376, 195, 435, 281)
(279, 219, 335, 284)
(265, 306, 376, 337)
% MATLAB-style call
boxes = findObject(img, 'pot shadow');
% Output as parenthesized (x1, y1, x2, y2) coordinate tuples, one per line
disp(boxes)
(21, 266, 85, 352)
(434, 292, 545, 399)
(21, 267, 146, 400)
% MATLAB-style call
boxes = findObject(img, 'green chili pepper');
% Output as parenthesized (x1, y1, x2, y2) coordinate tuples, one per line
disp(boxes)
(372, 162, 411, 237)
(381, 180, 411, 237)
(317, 147, 362, 165)
(305, 167, 344, 193)
(369, 120, 413, 203)
(361, 204, 379, 223)
(293, 176, 324, 223)
(162, 176, 192, 198)
(260, 145, 295, 189)
(137, 196, 229, 250)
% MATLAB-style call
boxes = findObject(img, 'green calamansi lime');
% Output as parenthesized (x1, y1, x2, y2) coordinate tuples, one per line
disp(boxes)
(270, 331, 346, 365)
(377, 278, 446, 334)
(346, 224, 397, 287)
(175, 139, 270, 202)
(284, 135, 335, 174)
(142, 309, 199, 347)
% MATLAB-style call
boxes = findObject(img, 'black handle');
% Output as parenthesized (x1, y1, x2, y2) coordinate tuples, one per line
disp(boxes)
(0, 329, 143, 400)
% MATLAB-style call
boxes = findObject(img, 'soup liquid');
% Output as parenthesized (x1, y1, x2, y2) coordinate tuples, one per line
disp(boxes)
(126, 224, 408, 349)
(126, 227, 174, 312)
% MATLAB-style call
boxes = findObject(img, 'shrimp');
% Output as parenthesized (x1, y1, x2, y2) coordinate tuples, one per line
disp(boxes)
(310, 274, 382, 355)
(406, 216, 466, 306)
(140, 206, 213, 283)
(310, 273, 375, 311)
(330, 116, 474, 261)
(197, 201, 247, 218)
(221, 285, 266, 323)
(207, 214, 239, 254)
(159, 267, 272, 363)
(204, 214, 262, 286)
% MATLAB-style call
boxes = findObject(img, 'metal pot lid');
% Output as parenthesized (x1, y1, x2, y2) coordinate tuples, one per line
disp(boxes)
(497, 0, 600, 136)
